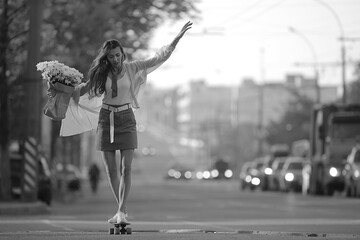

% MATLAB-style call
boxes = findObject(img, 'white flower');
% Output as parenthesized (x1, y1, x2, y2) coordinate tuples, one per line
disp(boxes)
(36, 61, 83, 86)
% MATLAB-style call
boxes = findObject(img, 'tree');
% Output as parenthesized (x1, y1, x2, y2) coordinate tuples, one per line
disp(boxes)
(41, 0, 199, 74)
(265, 90, 314, 146)
(0, 0, 11, 201)
(1, 0, 198, 200)
(0, 0, 29, 201)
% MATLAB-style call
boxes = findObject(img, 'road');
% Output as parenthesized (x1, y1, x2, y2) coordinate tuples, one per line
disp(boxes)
(1, 174, 360, 239)
(1, 128, 360, 239)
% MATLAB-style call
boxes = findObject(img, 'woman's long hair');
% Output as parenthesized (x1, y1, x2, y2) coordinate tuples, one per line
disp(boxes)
(88, 39, 126, 97)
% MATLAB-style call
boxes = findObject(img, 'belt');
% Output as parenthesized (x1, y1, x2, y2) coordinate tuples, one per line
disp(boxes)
(101, 103, 131, 143)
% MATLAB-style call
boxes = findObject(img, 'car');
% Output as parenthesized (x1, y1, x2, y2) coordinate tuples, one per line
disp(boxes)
(247, 157, 266, 190)
(210, 159, 233, 180)
(239, 161, 253, 190)
(9, 149, 52, 205)
(259, 145, 290, 191)
(279, 157, 306, 192)
(344, 144, 360, 197)
(165, 164, 194, 180)
(268, 157, 287, 191)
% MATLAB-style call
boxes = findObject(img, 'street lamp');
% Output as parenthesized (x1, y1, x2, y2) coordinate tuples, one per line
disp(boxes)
(313, 0, 346, 103)
(289, 26, 321, 103)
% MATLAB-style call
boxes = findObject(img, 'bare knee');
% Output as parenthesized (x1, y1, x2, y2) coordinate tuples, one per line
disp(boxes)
(102, 151, 118, 181)
(121, 150, 133, 177)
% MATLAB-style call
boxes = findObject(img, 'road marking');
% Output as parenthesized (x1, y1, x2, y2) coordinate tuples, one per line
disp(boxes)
(42, 220, 74, 232)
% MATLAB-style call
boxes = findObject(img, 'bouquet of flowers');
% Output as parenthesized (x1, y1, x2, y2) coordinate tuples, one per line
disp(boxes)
(37, 61, 84, 120)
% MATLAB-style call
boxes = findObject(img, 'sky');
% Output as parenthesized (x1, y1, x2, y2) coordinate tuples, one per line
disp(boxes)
(147, 0, 360, 90)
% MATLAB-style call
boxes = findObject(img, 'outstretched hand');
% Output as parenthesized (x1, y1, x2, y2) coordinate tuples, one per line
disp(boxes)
(171, 21, 192, 48)
(176, 21, 193, 40)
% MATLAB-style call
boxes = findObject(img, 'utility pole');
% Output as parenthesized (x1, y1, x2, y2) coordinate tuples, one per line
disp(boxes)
(341, 43, 346, 104)
(313, 0, 346, 103)
(289, 26, 321, 103)
(258, 47, 265, 156)
(23, 0, 43, 202)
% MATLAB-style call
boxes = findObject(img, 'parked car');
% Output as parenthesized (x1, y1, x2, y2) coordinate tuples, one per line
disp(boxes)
(239, 161, 253, 190)
(268, 157, 287, 191)
(344, 144, 360, 197)
(9, 150, 52, 205)
(279, 157, 306, 192)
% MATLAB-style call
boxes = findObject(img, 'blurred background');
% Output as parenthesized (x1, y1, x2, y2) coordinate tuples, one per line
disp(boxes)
(1, 0, 360, 210)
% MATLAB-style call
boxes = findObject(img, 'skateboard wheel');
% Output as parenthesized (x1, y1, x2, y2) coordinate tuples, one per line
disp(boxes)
(115, 227, 120, 235)
(126, 228, 132, 234)
(109, 228, 114, 235)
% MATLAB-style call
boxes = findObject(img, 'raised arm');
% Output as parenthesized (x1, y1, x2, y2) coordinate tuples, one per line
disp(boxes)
(132, 21, 192, 71)
(170, 21, 193, 49)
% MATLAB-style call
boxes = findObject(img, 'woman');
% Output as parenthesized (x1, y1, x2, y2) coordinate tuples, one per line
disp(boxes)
(73, 21, 192, 224)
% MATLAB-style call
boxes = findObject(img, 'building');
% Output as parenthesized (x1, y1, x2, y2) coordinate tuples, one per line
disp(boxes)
(237, 74, 339, 126)
(137, 74, 340, 165)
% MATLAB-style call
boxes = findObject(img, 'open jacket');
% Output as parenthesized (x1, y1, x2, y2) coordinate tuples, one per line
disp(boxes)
(60, 45, 174, 137)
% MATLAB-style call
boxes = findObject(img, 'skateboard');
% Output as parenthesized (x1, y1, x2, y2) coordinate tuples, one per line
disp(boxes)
(109, 222, 132, 235)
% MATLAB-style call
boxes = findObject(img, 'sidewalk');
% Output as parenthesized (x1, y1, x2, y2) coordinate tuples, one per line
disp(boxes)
(0, 201, 50, 215)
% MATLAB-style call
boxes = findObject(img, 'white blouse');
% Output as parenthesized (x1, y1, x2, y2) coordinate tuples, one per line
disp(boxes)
(59, 44, 175, 137)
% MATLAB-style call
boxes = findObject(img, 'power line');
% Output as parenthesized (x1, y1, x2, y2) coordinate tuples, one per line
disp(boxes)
(219, 0, 264, 25)
(226, 0, 287, 29)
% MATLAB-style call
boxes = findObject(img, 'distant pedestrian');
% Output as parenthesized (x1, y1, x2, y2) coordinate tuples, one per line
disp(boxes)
(61, 21, 192, 224)
(88, 163, 100, 194)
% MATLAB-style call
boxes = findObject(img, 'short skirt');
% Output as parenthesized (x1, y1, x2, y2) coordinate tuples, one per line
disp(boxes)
(96, 107, 137, 151)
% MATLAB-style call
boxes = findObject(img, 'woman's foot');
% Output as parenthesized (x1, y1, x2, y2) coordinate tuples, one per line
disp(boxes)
(123, 206, 128, 218)
(107, 213, 118, 224)
(116, 211, 130, 224)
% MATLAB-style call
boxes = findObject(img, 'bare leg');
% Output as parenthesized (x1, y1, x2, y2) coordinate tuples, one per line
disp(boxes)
(117, 149, 134, 214)
(101, 151, 120, 204)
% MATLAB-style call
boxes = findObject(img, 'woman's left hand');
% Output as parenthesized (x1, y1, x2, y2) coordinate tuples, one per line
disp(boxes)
(176, 21, 193, 40)
(171, 21, 192, 48)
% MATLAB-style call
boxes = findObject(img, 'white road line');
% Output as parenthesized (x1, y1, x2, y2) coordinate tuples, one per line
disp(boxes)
(42, 220, 74, 232)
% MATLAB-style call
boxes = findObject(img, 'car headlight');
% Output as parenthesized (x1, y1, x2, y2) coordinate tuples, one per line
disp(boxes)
(184, 171, 192, 179)
(196, 171, 203, 180)
(354, 169, 360, 178)
(329, 167, 339, 177)
(251, 177, 261, 185)
(225, 169, 233, 178)
(211, 169, 219, 178)
(168, 169, 176, 177)
(285, 172, 294, 182)
(245, 175, 252, 183)
(174, 171, 181, 179)
(203, 171, 211, 179)
(264, 167, 273, 175)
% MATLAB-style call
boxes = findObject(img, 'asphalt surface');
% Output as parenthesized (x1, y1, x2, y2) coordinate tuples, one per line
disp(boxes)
(1, 128, 360, 239)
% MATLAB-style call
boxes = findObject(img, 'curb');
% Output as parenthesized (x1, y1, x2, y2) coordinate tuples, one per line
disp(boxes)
(236, 230, 360, 239)
(159, 229, 360, 238)
(0, 201, 50, 216)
